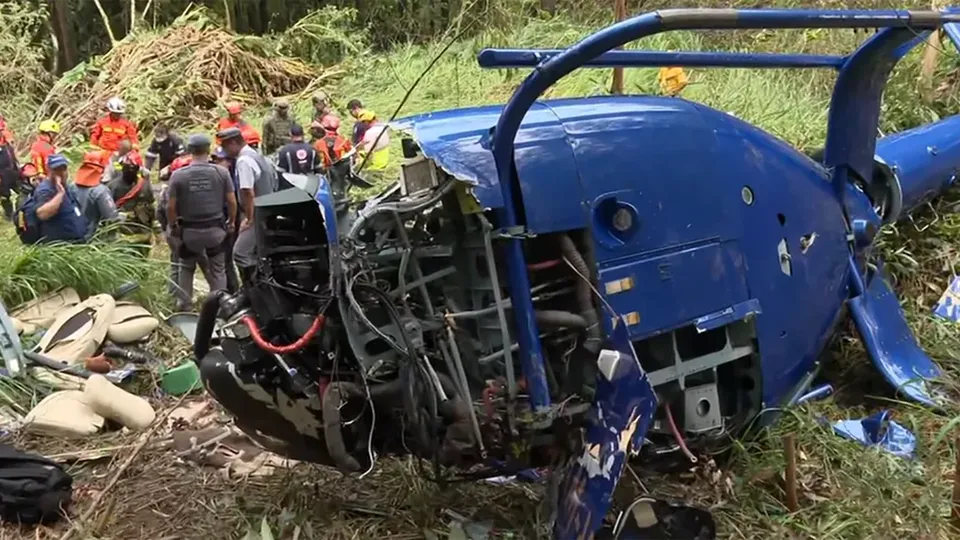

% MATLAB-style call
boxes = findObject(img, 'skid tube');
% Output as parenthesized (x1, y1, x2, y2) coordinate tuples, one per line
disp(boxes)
(475, 8, 960, 539)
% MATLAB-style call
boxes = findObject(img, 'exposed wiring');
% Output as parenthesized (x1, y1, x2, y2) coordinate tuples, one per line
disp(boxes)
(664, 403, 698, 464)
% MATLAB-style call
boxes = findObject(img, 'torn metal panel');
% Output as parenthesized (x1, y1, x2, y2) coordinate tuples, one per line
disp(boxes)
(554, 320, 657, 539)
(833, 410, 916, 459)
(0, 301, 23, 376)
(849, 265, 946, 408)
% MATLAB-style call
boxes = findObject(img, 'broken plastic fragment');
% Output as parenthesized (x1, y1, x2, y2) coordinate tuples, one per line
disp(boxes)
(832, 410, 916, 459)
(933, 275, 960, 323)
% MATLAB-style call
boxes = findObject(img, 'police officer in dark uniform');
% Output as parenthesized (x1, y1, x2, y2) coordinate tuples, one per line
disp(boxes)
(167, 134, 238, 310)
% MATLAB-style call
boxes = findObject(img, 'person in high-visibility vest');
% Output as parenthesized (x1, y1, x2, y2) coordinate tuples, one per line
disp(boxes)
(30, 120, 59, 177)
(658, 67, 689, 96)
(90, 97, 139, 153)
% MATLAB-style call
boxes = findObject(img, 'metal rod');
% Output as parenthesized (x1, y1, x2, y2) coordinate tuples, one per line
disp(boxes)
(479, 48, 846, 69)
(479, 215, 518, 401)
(445, 326, 486, 455)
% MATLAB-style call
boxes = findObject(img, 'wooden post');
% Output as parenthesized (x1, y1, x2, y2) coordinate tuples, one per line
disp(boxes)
(920, 0, 943, 103)
(952, 437, 960, 531)
(783, 433, 799, 512)
(611, 0, 626, 94)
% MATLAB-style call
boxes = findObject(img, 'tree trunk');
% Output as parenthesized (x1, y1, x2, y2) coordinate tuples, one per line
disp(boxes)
(51, 0, 77, 71)
(541, 0, 557, 15)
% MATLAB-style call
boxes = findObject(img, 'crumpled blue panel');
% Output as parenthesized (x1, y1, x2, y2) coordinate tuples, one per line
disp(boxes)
(832, 410, 916, 459)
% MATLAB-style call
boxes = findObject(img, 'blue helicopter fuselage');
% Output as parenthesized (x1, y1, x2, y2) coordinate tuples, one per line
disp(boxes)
(398, 95, 855, 407)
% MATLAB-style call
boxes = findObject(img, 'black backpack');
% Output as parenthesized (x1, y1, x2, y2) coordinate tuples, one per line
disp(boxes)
(12, 191, 42, 245)
(0, 444, 72, 525)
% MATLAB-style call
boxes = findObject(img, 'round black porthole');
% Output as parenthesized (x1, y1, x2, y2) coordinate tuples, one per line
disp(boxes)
(593, 197, 640, 247)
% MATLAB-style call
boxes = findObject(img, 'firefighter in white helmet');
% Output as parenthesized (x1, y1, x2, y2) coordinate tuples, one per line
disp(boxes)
(90, 97, 139, 153)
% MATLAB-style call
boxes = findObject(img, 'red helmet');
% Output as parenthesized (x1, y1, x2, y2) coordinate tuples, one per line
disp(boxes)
(170, 155, 193, 172)
(321, 114, 341, 132)
(19, 163, 38, 178)
(225, 101, 243, 115)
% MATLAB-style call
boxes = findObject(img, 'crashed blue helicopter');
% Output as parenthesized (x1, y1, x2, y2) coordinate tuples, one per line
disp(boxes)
(184, 7, 960, 539)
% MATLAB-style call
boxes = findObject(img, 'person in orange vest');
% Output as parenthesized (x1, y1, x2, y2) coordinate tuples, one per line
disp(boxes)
(90, 97, 139, 153)
(314, 115, 353, 169)
(216, 102, 261, 150)
(0, 114, 15, 147)
(30, 120, 59, 177)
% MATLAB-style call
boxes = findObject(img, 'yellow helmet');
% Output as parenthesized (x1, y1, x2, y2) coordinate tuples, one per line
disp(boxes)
(38, 120, 60, 134)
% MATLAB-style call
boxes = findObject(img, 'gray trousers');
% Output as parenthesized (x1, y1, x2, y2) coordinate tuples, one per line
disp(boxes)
(233, 225, 257, 269)
(173, 227, 227, 310)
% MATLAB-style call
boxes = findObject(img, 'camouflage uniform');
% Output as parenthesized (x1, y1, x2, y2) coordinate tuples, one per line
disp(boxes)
(262, 110, 295, 156)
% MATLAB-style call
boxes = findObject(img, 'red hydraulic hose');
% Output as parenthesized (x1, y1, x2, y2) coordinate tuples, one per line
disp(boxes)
(527, 259, 561, 271)
(241, 314, 325, 354)
(664, 403, 698, 464)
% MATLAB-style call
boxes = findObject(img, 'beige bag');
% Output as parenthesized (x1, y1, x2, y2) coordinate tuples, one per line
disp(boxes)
(11, 288, 81, 331)
(84, 374, 156, 430)
(22, 391, 104, 438)
(32, 294, 116, 389)
(107, 302, 160, 344)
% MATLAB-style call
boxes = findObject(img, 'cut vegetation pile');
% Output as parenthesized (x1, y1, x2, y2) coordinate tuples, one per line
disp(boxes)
(34, 7, 338, 139)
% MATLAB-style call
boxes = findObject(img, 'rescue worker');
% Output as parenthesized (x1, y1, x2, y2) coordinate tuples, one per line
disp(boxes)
(212, 145, 241, 294)
(74, 149, 120, 239)
(18, 163, 41, 195)
(216, 101, 262, 150)
(658, 66, 689, 96)
(109, 148, 156, 254)
(277, 124, 321, 175)
(347, 99, 369, 145)
(262, 99, 296, 155)
(91, 97, 139, 153)
(0, 120, 19, 221)
(357, 111, 391, 179)
(157, 154, 191, 300)
(145, 123, 185, 175)
(33, 154, 87, 244)
(0, 114, 14, 145)
(315, 115, 352, 169)
(312, 91, 334, 122)
(101, 140, 149, 185)
(218, 126, 277, 286)
(30, 120, 59, 177)
(167, 134, 237, 311)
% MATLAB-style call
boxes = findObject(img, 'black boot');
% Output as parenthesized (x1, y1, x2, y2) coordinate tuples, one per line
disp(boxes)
(238, 266, 256, 289)
(1, 196, 12, 222)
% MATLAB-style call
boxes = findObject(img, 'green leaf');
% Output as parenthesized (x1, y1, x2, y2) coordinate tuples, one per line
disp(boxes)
(260, 517, 276, 540)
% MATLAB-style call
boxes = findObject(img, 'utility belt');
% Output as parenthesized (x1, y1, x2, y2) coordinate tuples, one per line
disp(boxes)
(180, 217, 225, 230)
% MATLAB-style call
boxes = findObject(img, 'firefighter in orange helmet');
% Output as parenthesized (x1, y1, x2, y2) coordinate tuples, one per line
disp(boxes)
(90, 97, 140, 153)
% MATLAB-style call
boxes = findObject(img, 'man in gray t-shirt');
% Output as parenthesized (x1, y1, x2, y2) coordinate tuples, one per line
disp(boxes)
(167, 133, 237, 310)
(218, 126, 276, 286)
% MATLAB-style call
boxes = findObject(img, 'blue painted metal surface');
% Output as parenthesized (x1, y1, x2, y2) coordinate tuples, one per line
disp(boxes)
(833, 410, 917, 459)
(390, 8, 960, 539)
(478, 48, 845, 69)
(849, 267, 944, 407)
(554, 320, 657, 539)
(874, 114, 960, 215)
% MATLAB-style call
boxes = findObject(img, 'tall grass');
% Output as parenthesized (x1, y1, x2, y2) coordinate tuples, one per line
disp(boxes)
(0, 224, 168, 311)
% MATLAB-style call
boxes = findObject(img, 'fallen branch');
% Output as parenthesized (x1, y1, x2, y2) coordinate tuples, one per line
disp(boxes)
(57, 394, 188, 540)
